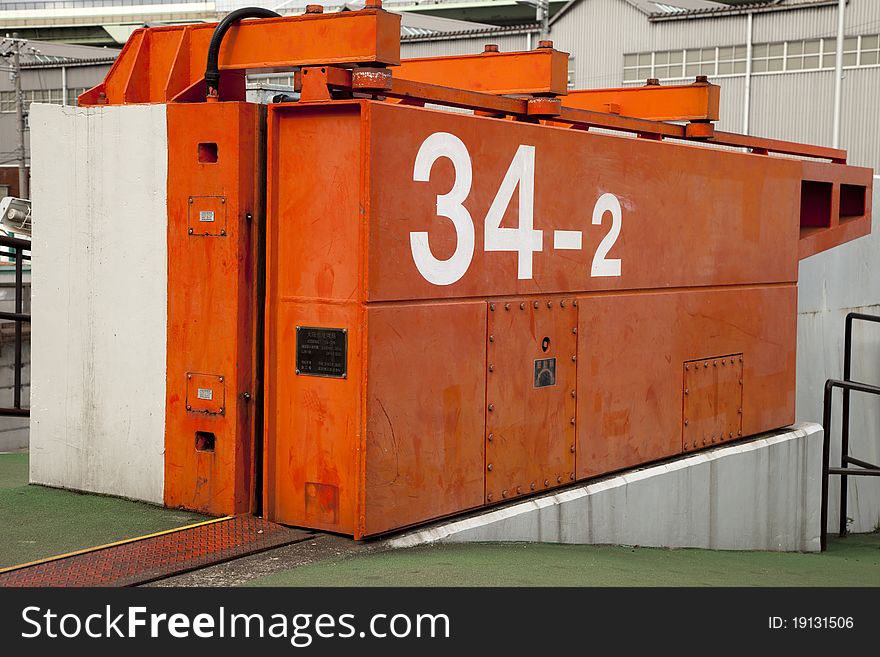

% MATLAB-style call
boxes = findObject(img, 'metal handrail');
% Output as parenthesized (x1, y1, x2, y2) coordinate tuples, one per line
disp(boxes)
(0, 233, 30, 417)
(820, 311, 880, 551)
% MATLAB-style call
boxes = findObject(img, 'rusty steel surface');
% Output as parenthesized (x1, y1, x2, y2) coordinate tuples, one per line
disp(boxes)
(576, 286, 795, 478)
(262, 100, 819, 537)
(682, 355, 745, 452)
(73, 8, 874, 538)
(565, 80, 720, 122)
(0, 517, 306, 587)
(78, 8, 401, 105)
(164, 102, 262, 516)
(486, 299, 577, 502)
(397, 46, 570, 96)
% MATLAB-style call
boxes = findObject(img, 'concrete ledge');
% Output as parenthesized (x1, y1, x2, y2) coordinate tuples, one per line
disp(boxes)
(388, 423, 823, 552)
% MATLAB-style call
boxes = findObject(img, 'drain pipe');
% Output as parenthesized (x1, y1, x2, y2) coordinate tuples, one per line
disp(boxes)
(832, 0, 846, 148)
(743, 11, 753, 135)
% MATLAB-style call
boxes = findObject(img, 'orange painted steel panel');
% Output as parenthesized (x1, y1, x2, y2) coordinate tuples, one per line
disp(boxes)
(165, 102, 262, 516)
(263, 104, 365, 536)
(486, 299, 577, 502)
(682, 354, 744, 452)
(565, 81, 720, 122)
(798, 160, 873, 259)
(576, 286, 796, 479)
(398, 48, 570, 96)
(80, 9, 401, 105)
(363, 302, 487, 537)
(366, 101, 800, 302)
(262, 99, 814, 537)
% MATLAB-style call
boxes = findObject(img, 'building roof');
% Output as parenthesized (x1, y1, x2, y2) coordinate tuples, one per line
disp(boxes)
(632, 0, 843, 21)
(0, 37, 118, 66)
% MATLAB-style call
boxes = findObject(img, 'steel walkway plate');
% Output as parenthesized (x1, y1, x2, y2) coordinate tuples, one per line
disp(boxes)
(0, 515, 308, 587)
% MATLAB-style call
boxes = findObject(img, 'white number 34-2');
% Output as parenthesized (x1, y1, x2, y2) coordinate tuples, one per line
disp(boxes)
(409, 132, 622, 285)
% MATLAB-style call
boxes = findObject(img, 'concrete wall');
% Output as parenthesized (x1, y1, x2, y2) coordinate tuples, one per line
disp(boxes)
(797, 184, 880, 534)
(29, 103, 168, 504)
(390, 424, 824, 552)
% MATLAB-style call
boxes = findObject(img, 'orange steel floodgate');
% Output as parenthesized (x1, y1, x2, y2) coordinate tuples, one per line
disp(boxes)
(72, 4, 873, 538)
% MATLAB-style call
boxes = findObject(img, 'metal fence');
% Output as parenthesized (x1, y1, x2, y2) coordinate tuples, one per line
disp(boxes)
(0, 234, 30, 417)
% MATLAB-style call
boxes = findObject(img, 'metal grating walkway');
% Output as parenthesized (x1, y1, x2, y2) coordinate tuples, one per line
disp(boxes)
(0, 515, 308, 587)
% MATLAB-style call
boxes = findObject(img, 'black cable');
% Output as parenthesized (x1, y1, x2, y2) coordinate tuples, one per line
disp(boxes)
(205, 7, 280, 99)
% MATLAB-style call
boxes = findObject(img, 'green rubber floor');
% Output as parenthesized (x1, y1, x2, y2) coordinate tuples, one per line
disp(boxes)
(0, 453, 209, 569)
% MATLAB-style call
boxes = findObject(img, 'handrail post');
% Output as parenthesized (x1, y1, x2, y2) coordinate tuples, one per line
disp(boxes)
(821, 380, 833, 552)
(839, 312, 853, 536)
(13, 247, 23, 411)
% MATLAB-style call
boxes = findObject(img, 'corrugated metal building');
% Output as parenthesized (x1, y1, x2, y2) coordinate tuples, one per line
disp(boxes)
(401, 0, 880, 173)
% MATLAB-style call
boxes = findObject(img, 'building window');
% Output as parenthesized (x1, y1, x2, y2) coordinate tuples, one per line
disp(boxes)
(624, 34, 880, 82)
(821, 36, 858, 68)
(859, 34, 880, 66)
(718, 45, 747, 75)
(0, 87, 89, 113)
(623, 52, 653, 82)
(751, 42, 785, 73)
(653, 50, 683, 79)
(685, 48, 716, 76)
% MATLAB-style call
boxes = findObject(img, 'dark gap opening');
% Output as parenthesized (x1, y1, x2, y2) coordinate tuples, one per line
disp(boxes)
(840, 184, 866, 221)
(195, 431, 216, 452)
(198, 142, 218, 164)
(800, 180, 832, 228)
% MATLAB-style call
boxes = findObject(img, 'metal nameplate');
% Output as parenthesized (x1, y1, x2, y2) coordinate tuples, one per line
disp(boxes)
(296, 326, 348, 379)
(534, 357, 557, 388)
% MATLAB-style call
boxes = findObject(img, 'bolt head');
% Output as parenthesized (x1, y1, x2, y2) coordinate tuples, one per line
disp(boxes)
(490, 303, 495, 311)
(487, 493, 493, 502)
(488, 403, 495, 411)
(487, 463, 493, 471)
(186, 404, 191, 411)
(504, 303, 510, 311)
(534, 301, 539, 309)
(502, 490, 508, 498)
(188, 228, 194, 234)
(488, 433, 494, 442)
(544, 479, 550, 487)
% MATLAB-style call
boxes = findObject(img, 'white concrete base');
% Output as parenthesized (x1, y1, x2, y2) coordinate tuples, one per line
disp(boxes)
(388, 422, 824, 552)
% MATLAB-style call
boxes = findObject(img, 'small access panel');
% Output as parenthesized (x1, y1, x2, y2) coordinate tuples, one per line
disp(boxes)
(486, 298, 578, 503)
(682, 354, 744, 451)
